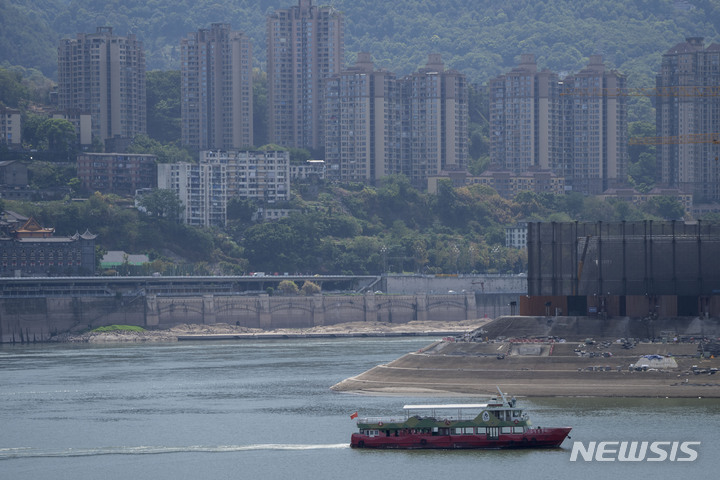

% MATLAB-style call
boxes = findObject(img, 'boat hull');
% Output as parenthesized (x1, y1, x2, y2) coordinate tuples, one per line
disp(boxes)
(350, 427, 572, 449)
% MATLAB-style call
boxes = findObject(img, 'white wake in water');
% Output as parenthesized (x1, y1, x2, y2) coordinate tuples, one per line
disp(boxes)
(0, 443, 349, 459)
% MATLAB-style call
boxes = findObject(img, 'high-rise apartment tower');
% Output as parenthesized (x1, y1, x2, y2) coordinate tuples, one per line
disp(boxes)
(400, 54, 469, 186)
(489, 54, 561, 175)
(181, 23, 253, 150)
(324, 53, 400, 183)
(489, 55, 627, 195)
(562, 55, 627, 194)
(57, 27, 146, 143)
(267, 0, 344, 152)
(656, 37, 720, 202)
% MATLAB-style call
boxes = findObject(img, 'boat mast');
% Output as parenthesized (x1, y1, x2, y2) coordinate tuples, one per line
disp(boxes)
(496, 386, 508, 406)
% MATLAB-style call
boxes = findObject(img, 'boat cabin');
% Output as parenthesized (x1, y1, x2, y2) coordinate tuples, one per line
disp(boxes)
(356, 394, 530, 439)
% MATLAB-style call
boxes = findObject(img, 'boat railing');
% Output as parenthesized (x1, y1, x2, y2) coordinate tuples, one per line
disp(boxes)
(357, 416, 405, 424)
(358, 413, 482, 424)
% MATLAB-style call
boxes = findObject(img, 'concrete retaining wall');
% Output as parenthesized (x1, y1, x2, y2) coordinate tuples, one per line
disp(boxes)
(385, 274, 527, 295)
(0, 291, 482, 343)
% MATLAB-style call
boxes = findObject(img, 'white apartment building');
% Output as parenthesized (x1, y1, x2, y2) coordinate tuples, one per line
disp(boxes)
(0, 107, 21, 146)
(201, 150, 290, 202)
(505, 222, 528, 249)
(157, 161, 227, 227)
(158, 150, 290, 227)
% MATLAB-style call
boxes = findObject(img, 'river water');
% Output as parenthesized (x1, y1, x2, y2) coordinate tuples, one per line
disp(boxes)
(1, 337, 717, 480)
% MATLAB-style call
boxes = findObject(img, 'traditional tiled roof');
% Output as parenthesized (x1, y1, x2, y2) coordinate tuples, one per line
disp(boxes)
(13, 217, 54, 238)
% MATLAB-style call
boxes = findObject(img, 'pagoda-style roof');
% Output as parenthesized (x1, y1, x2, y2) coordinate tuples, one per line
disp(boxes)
(73, 229, 97, 240)
(13, 217, 55, 238)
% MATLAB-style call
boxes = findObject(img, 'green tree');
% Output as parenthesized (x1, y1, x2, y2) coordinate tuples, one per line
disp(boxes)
(137, 189, 184, 220)
(227, 198, 257, 222)
(67, 177, 81, 196)
(146, 70, 181, 143)
(21, 113, 47, 150)
(38, 118, 77, 158)
(642, 196, 685, 220)
(127, 134, 192, 163)
(301, 280, 321, 295)
(467, 84, 489, 162)
(288, 147, 311, 164)
(253, 68, 268, 147)
(278, 279, 299, 295)
(699, 212, 720, 223)
(243, 221, 303, 272)
(27, 161, 75, 190)
(0, 67, 30, 107)
(628, 152, 657, 192)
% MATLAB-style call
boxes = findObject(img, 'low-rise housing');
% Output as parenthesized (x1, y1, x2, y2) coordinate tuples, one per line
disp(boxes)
(252, 208, 300, 222)
(290, 160, 326, 180)
(77, 153, 158, 195)
(0, 160, 28, 187)
(428, 167, 564, 198)
(600, 187, 693, 214)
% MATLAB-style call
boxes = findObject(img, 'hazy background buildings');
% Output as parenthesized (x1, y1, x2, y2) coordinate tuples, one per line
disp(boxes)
(180, 23, 253, 151)
(57, 27, 146, 143)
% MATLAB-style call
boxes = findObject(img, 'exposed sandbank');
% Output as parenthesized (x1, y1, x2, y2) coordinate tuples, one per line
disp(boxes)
(49, 319, 487, 343)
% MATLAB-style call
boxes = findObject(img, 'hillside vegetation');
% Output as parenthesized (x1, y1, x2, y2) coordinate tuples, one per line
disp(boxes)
(4, 174, 703, 276)
(3, 1, 719, 94)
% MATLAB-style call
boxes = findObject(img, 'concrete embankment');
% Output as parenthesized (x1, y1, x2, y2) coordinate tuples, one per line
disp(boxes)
(331, 316, 720, 398)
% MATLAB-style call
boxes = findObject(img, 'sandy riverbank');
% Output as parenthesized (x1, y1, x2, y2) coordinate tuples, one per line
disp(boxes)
(49, 319, 488, 343)
(331, 316, 720, 398)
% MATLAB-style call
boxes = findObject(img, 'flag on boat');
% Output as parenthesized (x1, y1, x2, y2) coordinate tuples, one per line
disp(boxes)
(350, 411, 358, 419)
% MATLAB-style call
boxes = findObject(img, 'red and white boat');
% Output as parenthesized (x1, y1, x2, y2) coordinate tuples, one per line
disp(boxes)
(350, 388, 571, 449)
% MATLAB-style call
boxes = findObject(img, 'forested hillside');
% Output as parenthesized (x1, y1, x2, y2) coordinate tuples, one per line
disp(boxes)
(3, 174, 698, 276)
(3, 0, 719, 90)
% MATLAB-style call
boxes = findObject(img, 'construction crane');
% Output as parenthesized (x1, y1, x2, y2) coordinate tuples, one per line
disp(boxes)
(560, 86, 720, 97)
(573, 235, 591, 296)
(629, 133, 720, 146)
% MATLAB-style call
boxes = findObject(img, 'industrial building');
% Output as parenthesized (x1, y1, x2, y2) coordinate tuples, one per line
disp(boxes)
(524, 221, 720, 317)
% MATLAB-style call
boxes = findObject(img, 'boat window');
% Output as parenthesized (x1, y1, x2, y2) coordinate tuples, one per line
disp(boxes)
(463, 427, 474, 434)
(513, 427, 524, 434)
(476, 427, 486, 434)
(501, 427, 512, 434)
(452, 428, 463, 435)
